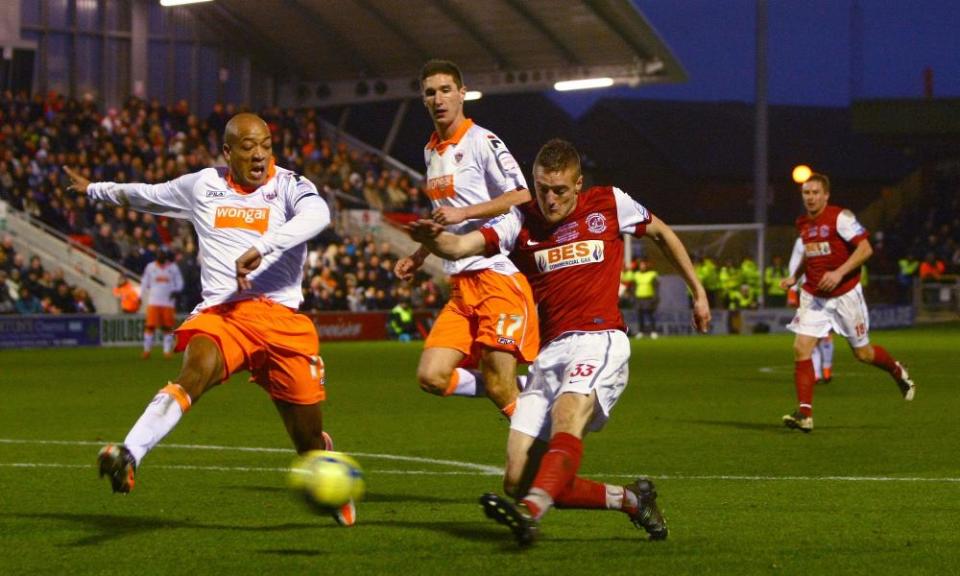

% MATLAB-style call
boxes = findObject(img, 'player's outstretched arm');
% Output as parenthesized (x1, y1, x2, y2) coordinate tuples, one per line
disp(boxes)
(404, 219, 486, 261)
(645, 215, 711, 333)
(432, 187, 531, 225)
(63, 166, 91, 194)
(63, 164, 195, 218)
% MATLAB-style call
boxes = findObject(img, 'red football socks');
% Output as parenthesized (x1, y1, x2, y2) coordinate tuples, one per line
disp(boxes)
(554, 476, 607, 509)
(870, 345, 899, 376)
(795, 359, 815, 417)
(522, 432, 583, 517)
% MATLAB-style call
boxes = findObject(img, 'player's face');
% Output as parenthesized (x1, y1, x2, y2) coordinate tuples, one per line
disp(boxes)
(533, 164, 582, 224)
(801, 180, 829, 216)
(421, 73, 465, 131)
(224, 119, 273, 189)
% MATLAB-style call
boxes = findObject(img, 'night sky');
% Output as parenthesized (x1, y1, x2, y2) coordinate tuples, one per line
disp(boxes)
(552, 0, 960, 115)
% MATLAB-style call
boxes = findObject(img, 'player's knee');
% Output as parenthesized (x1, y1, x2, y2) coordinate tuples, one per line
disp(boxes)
(176, 336, 223, 397)
(416, 369, 449, 396)
(853, 345, 873, 363)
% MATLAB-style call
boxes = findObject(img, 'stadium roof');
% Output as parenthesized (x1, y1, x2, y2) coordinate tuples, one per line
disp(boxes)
(186, 0, 687, 106)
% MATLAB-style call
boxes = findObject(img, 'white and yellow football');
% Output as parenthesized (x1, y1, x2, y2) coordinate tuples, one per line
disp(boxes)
(287, 450, 365, 511)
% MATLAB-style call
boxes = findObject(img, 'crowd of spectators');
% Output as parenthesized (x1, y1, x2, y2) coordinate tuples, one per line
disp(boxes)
(0, 235, 95, 314)
(0, 90, 437, 315)
(3, 90, 956, 317)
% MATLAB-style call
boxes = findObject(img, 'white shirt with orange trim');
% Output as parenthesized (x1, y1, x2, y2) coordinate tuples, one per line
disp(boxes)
(141, 260, 184, 308)
(423, 119, 527, 276)
(87, 166, 329, 312)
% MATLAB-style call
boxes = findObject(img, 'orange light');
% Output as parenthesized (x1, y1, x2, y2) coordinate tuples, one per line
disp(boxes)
(792, 165, 812, 184)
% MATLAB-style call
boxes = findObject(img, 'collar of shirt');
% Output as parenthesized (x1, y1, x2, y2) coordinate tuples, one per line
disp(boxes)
(426, 118, 474, 154)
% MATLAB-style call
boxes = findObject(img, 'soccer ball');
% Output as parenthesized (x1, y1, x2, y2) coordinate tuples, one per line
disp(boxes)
(287, 450, 365, 511)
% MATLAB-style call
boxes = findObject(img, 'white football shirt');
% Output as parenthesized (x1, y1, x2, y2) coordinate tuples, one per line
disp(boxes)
(140, 261, 184, 308)
(423, 119, 527, 276)
(87, 165, 329, 312)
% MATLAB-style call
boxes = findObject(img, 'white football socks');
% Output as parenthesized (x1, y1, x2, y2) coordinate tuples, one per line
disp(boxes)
(124, 383, 191, 465)
(811, 346, 823, 380)
(162, 334, 175, 355)
(447, 368, 484, 397)
(143, 333, 154, 353)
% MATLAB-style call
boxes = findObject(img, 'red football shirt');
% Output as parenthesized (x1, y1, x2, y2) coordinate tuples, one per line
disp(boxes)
(795, 205, 869, 297)
(480, 186, 651, 346)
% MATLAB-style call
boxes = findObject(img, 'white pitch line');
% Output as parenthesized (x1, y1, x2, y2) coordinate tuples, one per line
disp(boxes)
(3, 438, 960, 483)
(1, 462, 959, 482)
(0, 437, 503, 475)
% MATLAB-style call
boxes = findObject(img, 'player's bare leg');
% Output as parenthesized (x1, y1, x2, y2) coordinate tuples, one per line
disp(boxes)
(479, 348, 519, 416)
(852, 343, 915, 400)
(273, 400, 327, 454)
(502, 430, 542, 499)
(274, 398, 352, 525)
(784, 334, 819, 432)
(98, 335, 223, 493)
(415, 346, 465, 396)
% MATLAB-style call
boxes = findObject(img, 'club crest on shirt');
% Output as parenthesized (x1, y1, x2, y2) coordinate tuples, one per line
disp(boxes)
(586, 212, 606, 234)
(455, 152, 463, 163)
(819, 225, 830, 238)
(552, 221, 579, 243)
(264, 188, 277, 201)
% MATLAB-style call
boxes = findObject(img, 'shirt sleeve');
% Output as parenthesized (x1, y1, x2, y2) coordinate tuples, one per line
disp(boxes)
(788, 237, 804, 276)
(250, 176, 330, 257)
(86, 171, 201, 218)
(479, 208, 522, 256)
(481, 133, 528, 196)
(836, 209, 868, 244)
(613, 187, 652, 236)
(140, 265, 153, 293)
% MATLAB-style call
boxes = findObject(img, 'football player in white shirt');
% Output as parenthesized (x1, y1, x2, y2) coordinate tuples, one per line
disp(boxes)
(395, 59, 539, 420)
(140, 248, 184, 359)
(64, 113, 356, 525)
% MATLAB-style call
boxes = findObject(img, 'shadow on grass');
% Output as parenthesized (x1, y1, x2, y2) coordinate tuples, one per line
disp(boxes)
(2, 512, 327, 547)
(680, 418, 891, 432)
(259, 548, 324, 557)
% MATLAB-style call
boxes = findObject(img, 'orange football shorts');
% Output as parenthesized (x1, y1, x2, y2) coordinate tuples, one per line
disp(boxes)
(145, 305, 176, 331)
(175, 298, 325, 405)
(425, 269, 539, 367)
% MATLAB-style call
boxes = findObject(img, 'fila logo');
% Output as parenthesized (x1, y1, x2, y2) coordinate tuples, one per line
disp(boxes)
(205, 190, 226, 197)
(534, 240, 604, 273)
(214, 206, 270, 234)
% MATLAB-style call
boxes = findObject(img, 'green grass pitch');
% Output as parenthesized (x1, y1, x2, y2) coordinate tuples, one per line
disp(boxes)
(1, 324, 958, 575)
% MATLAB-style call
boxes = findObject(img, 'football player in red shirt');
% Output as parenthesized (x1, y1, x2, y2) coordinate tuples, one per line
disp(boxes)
(780, 173, 915, 432)
(407, 139, 711, 545)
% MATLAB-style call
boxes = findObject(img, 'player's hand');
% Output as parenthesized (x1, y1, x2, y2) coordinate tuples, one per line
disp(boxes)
(235, 247, 263, 291)
(691, 296, 712, 334)
(404, 219, 445, 244)
(394, 255, 424, 283)
(817, 270, 843, 292)
(779, 275, 796, 290)
(62, 165, 90, 194)
(431, 206, 467, 226)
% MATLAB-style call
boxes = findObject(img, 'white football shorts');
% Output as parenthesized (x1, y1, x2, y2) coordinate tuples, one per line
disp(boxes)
(510, 330, 631, 441)
(787, 283, 870, 348)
